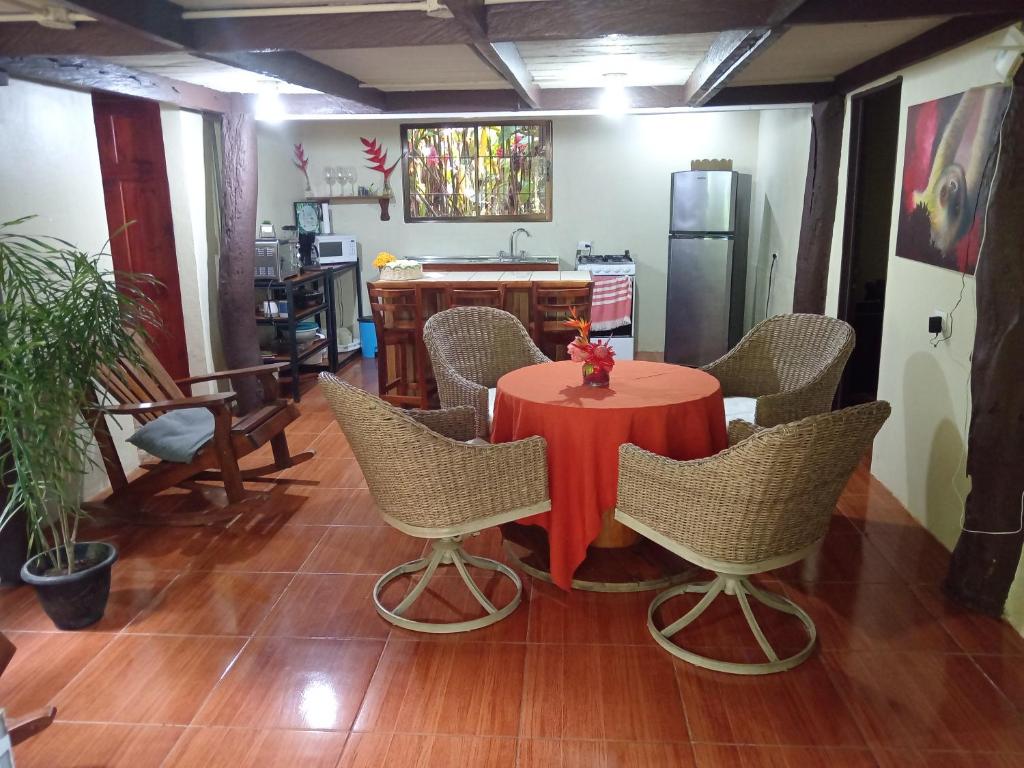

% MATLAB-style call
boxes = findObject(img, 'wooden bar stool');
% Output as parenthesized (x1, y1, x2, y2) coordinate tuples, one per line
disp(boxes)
(368, 286, 434, 408)
(530, 282, 594, 360)
(444, 284, 506, 310)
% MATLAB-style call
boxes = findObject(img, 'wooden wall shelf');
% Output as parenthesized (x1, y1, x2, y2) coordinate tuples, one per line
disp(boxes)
(310, 195, 392, 221)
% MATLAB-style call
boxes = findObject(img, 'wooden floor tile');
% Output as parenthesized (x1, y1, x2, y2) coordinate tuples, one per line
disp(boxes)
(822, 651, 1024, 752)
(527, 581, 653, 645)
(784, 581, 960, 652)
(777, 531, 902, 583)
(691, 743, 876, 767)
(279, 456, 367, 488)
(0, 631, 114, 714)
(521, 643, 688, 742)
(162, 726, 348, 767)
(676, 654, 865, 747)
(354, 640, 525, 736)
(55, 635, 244, 725)
(12, 723, 184, 768)
(111, 525, 227, 573)
(973, 654, 1024, 711)
(194, 636, 383, 730)
(519, 739, 695, 768)
(125, 571, 292, 636)
(912, 584, 1024, 655)
(303, 525, 425, 574)
(330, 488, 386, 526)
(339, 733, 517, 768)
(258, 573, 391, 639)
(310, 429, 355, 458)
(196, 520, 326, 572)
(872, 748, 1024, 767)
(381, 572, 528, 643)
(862, 524, 952, 584)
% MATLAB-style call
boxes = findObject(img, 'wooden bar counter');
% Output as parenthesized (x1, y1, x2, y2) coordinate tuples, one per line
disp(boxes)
(368, 270, 593, 407)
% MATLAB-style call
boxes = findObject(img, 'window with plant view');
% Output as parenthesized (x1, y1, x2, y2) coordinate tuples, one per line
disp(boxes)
(402, 121, 552, 222)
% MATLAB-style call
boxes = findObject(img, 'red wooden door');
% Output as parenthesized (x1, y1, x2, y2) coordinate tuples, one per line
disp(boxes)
(92, 93, 190, 381)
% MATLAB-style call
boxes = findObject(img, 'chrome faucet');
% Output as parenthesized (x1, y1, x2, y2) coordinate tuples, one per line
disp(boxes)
(508, 227, 531, 261)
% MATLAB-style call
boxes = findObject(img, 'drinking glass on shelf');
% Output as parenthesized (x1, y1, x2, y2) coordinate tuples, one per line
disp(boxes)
(338, 166, 357, 196)
(324, 166, 337, 196)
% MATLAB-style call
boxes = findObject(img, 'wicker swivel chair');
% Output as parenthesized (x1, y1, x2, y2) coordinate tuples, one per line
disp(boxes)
(615, 401, 890, 674)
(423, 307, 550, 438)
(703, 313, 855, 427)
(319, 373, 550, 633)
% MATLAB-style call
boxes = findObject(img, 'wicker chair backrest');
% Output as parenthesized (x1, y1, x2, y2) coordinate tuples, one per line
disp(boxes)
(723, 313, 854, 396)
(424, 306, 547, 388)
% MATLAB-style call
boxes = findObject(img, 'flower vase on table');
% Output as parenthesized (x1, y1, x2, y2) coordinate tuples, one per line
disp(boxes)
(565, 307, 615, 388)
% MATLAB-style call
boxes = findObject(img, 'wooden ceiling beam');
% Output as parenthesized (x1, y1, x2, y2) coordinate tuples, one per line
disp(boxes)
(445, 0, 539, 109)
(704, 82, 835, 106)
(0, 22, 173, 56)
(834, 13, 1020, 94)
(0, 55, 240, 112)
(55, 0, 385, 109)
(680, 28, 777, 107)
(790, 0, 1024, 25)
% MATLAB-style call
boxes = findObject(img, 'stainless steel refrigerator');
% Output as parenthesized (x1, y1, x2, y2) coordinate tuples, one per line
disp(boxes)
(664, 170, 751, 366)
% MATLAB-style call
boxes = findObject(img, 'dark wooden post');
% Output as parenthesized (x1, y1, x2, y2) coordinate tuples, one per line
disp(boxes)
(218, 111, 262, 413)
(793, 94, 845, 314)
(945, 74, 1024, 616)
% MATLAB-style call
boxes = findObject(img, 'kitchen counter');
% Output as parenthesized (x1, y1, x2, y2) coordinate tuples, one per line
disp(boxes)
(370, 270, 589, 287)
(410, 256, 560, 273)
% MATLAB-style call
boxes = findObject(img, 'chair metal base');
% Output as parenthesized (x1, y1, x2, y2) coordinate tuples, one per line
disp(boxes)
(373, 537, 523, 634)
(648, 574, 817, 675)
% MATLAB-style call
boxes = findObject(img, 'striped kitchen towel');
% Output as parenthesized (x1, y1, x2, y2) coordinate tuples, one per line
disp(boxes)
(590, 275, 633, 331)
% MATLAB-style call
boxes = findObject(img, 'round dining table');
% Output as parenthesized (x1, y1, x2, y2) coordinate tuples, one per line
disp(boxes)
(489, 359, 727, 590)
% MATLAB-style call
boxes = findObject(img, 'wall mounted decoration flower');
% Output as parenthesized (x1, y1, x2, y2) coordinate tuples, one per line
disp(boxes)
(292, 143, 312, 195)
(361, 137, 403, 195)
(564, 306, 615, 387)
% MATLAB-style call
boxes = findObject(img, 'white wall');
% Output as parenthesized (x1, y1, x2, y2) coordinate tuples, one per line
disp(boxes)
(0, 79, 215, 500)
(0, 79, 141, 497)
(749, 108, 812, 324)
(258, 109, 812, 353)
(161, 106, 216, 394)
(823, 28, 1023, 630)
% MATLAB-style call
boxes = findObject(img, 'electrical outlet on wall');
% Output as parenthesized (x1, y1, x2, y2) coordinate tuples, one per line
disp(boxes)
(929, 310, 949, 337)
(577, 240, 592, 252)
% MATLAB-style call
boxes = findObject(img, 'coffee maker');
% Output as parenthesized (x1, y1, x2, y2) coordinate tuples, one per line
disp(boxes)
(297, 232, 319, 271)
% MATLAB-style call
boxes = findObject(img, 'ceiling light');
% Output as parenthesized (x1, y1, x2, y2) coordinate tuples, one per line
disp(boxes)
(600, 73, 629, 117)
(255, 88, 285, 123)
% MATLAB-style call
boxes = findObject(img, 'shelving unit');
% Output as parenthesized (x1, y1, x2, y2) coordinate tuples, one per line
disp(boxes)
(255, 266, 361, 401)
(309, 195, 392, 221)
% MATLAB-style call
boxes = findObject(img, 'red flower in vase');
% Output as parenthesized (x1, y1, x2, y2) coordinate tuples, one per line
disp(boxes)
(564, 306, 615, 378)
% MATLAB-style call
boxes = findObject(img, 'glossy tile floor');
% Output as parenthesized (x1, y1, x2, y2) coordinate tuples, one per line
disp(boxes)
(3, 360, 1024, 767)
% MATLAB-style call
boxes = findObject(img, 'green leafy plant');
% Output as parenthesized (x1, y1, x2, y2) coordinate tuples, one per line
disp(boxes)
(0, 217, 155, 575)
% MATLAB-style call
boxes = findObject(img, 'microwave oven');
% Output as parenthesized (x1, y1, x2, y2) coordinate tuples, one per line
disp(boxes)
(315, 234, 358, 264)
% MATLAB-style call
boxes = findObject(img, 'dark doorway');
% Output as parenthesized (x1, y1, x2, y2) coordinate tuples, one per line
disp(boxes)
(837, 78, 902, 407)
(92, 93, 190, 381)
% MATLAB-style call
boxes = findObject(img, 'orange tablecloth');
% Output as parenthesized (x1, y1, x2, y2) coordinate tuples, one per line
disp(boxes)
(490, 359, 727, 589)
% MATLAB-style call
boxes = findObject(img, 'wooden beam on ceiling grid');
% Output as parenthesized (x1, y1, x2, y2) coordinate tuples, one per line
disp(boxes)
(834, 13, 1020, 94)
(57, 0, 385, 109)
(445, 0, 540, 109)
(703, 82, 836, 106)
(789, 0, 1024, 25)
(680, 28, 778, 107)
(0, 22, 173, 56)
(0, 55, 240, 112)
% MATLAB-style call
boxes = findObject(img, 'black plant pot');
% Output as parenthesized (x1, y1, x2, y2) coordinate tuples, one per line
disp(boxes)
(20, 542, 118, 630)
(0, 509, 28, 587)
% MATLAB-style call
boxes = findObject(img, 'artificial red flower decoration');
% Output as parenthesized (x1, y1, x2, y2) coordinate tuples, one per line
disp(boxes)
(361, 137, 403, 184)
(292, 143, 311, 189)
(564, 306, 615, 383)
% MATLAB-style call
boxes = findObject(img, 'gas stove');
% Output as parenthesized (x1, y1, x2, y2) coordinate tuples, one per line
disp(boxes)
(576, 250, 635, 275)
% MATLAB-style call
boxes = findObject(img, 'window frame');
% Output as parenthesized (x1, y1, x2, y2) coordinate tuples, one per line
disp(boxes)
(400, 119, 553, 224)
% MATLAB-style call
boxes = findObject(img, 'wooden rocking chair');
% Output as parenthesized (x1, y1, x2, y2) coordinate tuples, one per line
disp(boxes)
(1, 631, 57, 748)
(84, 337, 314, 524)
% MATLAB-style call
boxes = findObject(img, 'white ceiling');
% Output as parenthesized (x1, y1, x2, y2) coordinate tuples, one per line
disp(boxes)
(306, 45, 510, 91)
(732, 18, 950, 85)
(105, 54, 320, 94)
(517, 33, 719, 89)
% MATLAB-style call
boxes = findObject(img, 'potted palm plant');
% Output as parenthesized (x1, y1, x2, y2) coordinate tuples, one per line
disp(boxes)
(0, 217, 153, 629)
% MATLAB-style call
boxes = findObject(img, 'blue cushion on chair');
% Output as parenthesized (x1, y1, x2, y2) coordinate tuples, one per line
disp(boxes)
(127, 408, 216, 463)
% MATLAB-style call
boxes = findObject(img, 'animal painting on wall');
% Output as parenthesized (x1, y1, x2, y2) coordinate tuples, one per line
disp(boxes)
(895, 85, 1010, 275)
